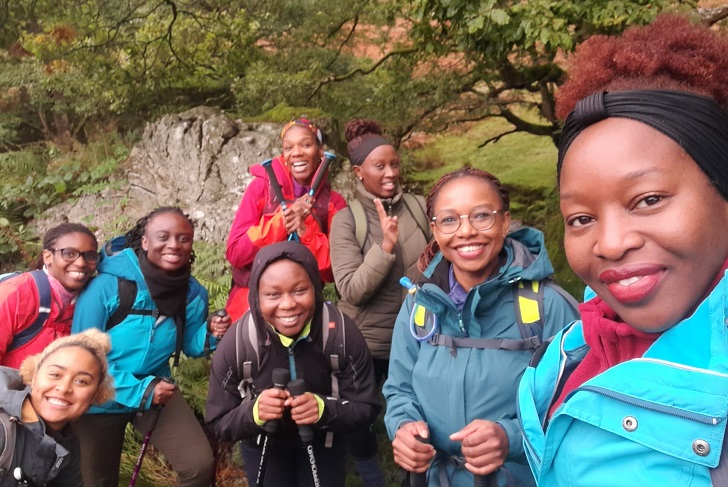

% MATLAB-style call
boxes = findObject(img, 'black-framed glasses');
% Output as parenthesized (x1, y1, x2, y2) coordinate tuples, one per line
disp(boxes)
(431, 206, 502, 234)
(49, 247, 100, 264)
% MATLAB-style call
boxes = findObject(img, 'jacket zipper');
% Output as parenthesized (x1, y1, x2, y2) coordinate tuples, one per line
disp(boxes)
(575, 385, 721, 425)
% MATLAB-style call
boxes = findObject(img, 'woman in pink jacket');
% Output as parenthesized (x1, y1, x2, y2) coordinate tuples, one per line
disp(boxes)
(225, 118, 346, 321)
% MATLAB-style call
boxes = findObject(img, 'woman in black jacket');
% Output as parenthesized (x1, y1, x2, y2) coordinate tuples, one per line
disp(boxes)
(206, 241, 381, 486)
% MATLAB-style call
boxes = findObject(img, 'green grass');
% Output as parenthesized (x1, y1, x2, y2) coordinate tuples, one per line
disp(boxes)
(404, 118, 558, 194)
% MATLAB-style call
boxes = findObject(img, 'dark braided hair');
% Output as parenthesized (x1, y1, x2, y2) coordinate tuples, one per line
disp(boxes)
(125, 207, 196, 265)
(34, 223, 97, 269)
(344, 118, 383, 141)
(418, 168, 510, 272)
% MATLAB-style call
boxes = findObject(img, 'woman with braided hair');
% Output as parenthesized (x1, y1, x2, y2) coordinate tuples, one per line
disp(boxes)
(384, 168, 578, 486)
(517, 15, 728, 486)
(71, 206, 232, 487)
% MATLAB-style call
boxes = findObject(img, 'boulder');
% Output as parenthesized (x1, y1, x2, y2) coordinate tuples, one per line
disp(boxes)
(37, 107, 353, 244)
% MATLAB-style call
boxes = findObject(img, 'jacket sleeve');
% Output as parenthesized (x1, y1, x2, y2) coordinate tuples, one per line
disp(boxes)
(315, 313, 381, 432)
(383, 295, 426, 439)
(226, 176, 288, 269)
(72, 275, 155, 410)
(330, 208, 396, 307)
(0, 275, 35, 363)
(205, 320, 261, 442)
(182, 279, 213, 358)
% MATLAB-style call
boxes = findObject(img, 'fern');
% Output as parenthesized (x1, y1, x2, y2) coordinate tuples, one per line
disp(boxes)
(192, 241, 231, 312)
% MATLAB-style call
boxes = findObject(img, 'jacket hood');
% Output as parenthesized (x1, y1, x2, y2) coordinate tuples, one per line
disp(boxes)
(424, 226, 554, 285)
(98, 245, 145, 284)
(0, 367, 28, 417)
(247, 241, 324, 333)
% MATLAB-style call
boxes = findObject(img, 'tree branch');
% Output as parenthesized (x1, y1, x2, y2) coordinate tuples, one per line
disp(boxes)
(478, 128, 519, 147)
(305, 47, 417, 103)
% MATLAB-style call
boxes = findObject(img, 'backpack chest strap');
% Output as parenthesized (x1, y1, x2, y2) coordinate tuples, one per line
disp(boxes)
(429, 334, 543, 357)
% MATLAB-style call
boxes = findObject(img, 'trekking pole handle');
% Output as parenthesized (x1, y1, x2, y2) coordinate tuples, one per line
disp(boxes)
(409, 435, 429, 487)
(308, 151, 336, 198)
(287, 378, 314, 443)
(264, 368, 290, 434)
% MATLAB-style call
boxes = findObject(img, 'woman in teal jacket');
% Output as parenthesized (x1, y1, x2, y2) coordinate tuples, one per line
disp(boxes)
(383, 168, 579, 486)
(517, 16, 728, 487)
(71, 207, 232, 487)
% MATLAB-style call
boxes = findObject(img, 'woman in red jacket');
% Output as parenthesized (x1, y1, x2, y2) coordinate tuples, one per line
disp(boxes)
(0, 222, 98, 368)
(226, 118, 346, 321)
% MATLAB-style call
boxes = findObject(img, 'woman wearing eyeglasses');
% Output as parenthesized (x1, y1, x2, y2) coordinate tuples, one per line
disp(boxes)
(0, 223, 99, 369)
(383, 168, 579, 486)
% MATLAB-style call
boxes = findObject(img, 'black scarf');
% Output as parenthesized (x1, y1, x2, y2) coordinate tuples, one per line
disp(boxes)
(139, 251, 190, 365)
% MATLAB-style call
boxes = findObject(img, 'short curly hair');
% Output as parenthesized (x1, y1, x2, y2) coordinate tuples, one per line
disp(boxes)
(20, 328, 115, 405)
(556, 14, 728, 120)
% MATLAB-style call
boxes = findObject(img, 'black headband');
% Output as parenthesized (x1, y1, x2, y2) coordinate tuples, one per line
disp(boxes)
(347, 133, 391, 166)
(558, 89, 728, 199)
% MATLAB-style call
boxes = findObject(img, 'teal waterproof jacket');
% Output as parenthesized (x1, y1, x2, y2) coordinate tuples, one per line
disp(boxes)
(384, 228, 579, 486)
(72, 248, 213, 414)
(518, 278, 728, 487)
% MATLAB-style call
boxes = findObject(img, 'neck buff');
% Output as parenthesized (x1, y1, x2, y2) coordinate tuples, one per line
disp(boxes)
(557, 89, 728, 199)
(347, 133, 391, 166)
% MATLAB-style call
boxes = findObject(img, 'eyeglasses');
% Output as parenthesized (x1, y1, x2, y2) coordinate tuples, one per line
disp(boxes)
(49, 247, 100, 264)
(431, 206, 502, 234)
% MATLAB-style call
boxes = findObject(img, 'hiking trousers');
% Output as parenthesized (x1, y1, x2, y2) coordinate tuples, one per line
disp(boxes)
(73, 392, 215, 487)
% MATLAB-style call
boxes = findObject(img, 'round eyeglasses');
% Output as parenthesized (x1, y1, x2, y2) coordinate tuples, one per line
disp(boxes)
(431, 206, 502, 234)
(49, 247, 100, 264)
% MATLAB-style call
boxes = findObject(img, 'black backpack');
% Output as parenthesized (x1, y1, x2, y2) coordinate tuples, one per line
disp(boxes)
(225, 301, 346, 447)
(0, 366, 24, 481)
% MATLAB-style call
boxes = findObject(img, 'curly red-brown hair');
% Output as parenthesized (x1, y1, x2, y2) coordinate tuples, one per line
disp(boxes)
(344, 118, 384, 142)
(556, 15, 728, 120)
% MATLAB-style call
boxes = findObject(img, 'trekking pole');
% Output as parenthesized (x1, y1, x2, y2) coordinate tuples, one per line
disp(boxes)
(287, 378, 322, 487)
(256, 368, 290, 487)
(307, 152, 336, 199)
(409, 434, 429, 487)
(129, 377, 173, 487)
(261, 159, 299, 242)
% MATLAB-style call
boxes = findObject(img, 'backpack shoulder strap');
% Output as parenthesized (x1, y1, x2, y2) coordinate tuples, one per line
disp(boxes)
(402, 193, 430, 240)
(106, 278, 157, 331)
(543, 279, 580, 310)
(8, 270, 52, 352)
(348, 199, 368, 250)
(235, 312, 259, 401)
(711, 424, 728, 485)
(0, 408, 17, 478)
(513, 280, 545, 348)
(321, 301, 346, 448)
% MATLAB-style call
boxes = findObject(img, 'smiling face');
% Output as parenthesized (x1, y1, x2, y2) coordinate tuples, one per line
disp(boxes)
(282, 126, 324, 186)
(30, 346, 101, 432)
(43, 232, 98, 292)
(561, 118, 728, 332)
(141, 212, 194, 272)
(353, 144, 400, 198)
(258, 259, 316, 338)
(431, 176, 510, 291)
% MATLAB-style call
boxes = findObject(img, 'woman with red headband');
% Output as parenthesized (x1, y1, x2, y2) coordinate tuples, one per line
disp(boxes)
(226, 118, 347, 321)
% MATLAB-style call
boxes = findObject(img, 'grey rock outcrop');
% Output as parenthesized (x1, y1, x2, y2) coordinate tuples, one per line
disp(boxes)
(37, 107, 352, 244)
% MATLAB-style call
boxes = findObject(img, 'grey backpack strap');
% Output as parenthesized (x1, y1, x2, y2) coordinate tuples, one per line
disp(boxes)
(0, 409, 17, 479)
(349, 199, 368, 250)
(322, 302, 346, 448)
(235, 312, 259, 401)
(430, 334, 542, 358)
(401, 193, 430, 240)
